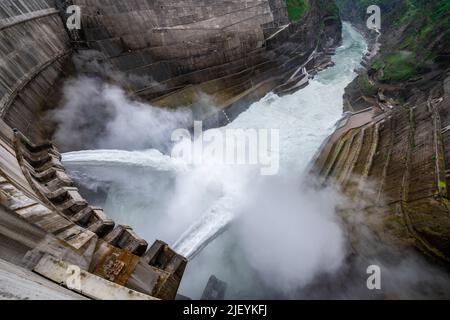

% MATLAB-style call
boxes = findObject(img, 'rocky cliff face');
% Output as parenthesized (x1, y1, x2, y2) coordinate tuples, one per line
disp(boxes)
(338, 0, 449, 112)
(316, 0, 450, 262)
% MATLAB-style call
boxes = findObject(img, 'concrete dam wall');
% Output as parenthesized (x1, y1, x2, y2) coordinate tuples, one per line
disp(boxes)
(0, 0, 193, 300)
(0, 0, 71, 142)
(0, 0, 342, 299)
(75, 0, 288, 80)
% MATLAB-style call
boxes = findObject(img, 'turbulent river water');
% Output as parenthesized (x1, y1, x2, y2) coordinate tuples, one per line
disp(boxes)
(62, 23, 368, 298)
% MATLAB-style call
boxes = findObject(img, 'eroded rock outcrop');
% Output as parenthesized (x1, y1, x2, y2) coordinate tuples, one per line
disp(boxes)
(0, 0, 343, 142)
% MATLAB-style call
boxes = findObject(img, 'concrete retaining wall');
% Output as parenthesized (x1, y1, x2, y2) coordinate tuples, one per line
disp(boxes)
(0, 0, 71, 142)
(73, 0, 287, 89)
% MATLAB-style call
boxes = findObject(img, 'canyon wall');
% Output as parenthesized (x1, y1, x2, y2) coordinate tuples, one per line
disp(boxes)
(0, 2, 191, 299)
(72, 0, 341, 124)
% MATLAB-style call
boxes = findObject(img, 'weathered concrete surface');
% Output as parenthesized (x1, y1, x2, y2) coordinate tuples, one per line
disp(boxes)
(0, 257, 86, 300)
(75, 0, 287, 75)
(0, 0, 193, 299)
(201, 275, 227, 300)
(0, 0, 72, 142)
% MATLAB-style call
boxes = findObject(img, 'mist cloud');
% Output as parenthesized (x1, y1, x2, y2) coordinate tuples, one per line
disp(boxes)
(51, 76, 193, 152)
(235, 175, 346, 293)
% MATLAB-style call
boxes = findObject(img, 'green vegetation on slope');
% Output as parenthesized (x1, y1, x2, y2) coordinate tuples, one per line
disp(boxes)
(286, 0, 309, 22)
(317, 0, 341, 21)
(377, 51, 419, 81)
(338, 0, 449, 82)
(375, 0, 448, 81)
(358, 74, 378, 95)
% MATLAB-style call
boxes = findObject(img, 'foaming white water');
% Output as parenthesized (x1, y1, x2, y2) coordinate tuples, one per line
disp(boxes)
(171, 23, 367, 258)
(63, 23, 367, 297)
(63, 149, 186, 172)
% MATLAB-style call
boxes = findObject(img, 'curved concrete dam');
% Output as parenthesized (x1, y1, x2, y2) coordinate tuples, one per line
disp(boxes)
(1, 0, 450, 300)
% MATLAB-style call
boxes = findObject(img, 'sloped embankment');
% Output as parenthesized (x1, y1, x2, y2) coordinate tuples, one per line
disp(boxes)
(68, 0, 342, 128)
